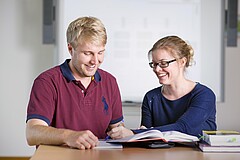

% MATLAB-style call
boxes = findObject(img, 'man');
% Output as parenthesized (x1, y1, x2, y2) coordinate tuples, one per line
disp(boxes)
(26, 16, 124, 150)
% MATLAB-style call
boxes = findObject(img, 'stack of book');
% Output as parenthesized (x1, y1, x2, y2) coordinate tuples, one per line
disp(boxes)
(198, 130, 240, 152)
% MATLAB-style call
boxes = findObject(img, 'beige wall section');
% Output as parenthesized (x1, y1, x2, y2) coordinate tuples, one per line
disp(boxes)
(216, 38, 240, 130)
(0, 0, 240, 157)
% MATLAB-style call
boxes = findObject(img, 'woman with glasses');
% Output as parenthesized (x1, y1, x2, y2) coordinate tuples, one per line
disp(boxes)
(107, 35, 216, 139)
(139, 35, 217, 137)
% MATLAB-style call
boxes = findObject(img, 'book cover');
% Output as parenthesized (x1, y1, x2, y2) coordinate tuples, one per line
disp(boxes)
(107, 130, 199, 143)
(198, 141, 240, 152)
(202, 130, 240, 146)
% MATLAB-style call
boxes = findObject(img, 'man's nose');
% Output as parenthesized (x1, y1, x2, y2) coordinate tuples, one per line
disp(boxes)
(90, 54, 98, 64)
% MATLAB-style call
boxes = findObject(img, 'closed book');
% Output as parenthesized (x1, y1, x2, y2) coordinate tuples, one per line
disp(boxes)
(202, 130, 240, 146)
(198, 141, 240, 152)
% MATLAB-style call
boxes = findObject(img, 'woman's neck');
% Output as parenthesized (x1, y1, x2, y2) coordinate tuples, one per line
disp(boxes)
(161, 79, 196, 100)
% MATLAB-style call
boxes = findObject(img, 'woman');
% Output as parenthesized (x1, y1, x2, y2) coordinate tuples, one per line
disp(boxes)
(108, 35, 216, 138)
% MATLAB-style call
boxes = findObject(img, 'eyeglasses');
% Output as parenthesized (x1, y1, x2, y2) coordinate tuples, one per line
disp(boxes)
(149, 59, 177, 68)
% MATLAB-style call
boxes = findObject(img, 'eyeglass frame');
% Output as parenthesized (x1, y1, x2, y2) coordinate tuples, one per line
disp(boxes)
(149, 59, 177, 68)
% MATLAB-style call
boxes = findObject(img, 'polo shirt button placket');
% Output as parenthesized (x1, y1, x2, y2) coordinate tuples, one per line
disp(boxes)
(81, 89, 86, 97)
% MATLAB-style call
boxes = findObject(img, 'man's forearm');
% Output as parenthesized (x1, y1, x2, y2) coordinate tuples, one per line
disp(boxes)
(26, 124, 72, 146)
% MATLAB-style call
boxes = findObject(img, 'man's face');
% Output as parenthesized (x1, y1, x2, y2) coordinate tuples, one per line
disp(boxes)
(68, 42, 105, 80)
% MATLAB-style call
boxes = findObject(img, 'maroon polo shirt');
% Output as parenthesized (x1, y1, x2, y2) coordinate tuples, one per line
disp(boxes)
(27, 59, 123, 139)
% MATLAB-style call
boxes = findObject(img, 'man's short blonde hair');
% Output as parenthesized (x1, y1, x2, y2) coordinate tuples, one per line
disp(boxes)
(66, 16, 107, 49)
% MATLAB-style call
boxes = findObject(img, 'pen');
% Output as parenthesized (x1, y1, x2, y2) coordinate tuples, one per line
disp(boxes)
(105, 135, 111, 141)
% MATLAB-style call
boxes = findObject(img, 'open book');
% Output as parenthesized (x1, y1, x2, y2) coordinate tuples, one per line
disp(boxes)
(107, 130, 199, 143)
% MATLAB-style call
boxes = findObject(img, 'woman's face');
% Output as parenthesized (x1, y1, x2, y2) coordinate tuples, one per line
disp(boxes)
(151, 49, 182, 85)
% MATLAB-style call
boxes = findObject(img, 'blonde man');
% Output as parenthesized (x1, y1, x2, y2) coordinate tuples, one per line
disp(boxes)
(26, 17, 124, 150)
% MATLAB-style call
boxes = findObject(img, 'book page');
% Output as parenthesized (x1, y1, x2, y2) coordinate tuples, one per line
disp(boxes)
(162, 131, 199, 142)
(107, 130, 164, 143)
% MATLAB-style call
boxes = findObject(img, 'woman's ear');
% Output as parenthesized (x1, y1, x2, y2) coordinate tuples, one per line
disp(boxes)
(179, 57, 187, 68)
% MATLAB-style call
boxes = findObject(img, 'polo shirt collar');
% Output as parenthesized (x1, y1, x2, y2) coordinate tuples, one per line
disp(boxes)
(60, 59, 101, 82)
(94, 69, 101, 82)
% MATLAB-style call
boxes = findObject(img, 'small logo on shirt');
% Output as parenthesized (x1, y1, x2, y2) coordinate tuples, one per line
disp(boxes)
(102, 96, 109, 115)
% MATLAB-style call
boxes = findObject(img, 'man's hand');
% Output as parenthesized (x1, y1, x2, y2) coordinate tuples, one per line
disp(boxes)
(64, 130, 99, 149)
(107, 126, 134, 139)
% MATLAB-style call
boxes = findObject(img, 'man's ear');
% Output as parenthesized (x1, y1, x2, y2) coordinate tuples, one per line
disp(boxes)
(68, 43, 73, 55)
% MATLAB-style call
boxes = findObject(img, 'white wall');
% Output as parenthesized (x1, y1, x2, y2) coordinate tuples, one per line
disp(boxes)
(57, 0, 223, 102)
(0, 0, 239, 157)
(0, 0, 54, 157)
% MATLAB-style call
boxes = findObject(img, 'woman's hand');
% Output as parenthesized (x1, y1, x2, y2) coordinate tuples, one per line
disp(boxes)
(138, 125, 147, 129)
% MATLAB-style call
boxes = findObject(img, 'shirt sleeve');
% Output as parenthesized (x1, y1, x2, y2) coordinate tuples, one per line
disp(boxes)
(26, 77, 56, 125)
(141, 94, 154, 127)
(109, 78, 124, 124)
